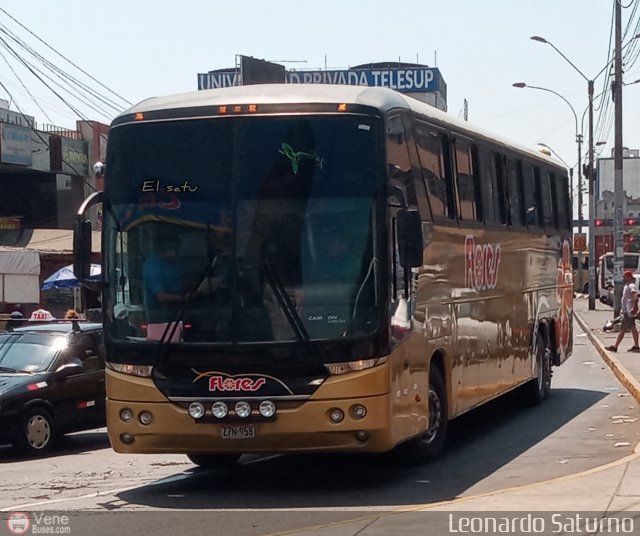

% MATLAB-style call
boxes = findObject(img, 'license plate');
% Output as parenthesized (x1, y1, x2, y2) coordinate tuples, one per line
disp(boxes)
(220, 424, 256, 439)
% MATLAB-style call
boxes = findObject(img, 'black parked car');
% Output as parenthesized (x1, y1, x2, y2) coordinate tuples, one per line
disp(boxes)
(0, 322, 105, 456)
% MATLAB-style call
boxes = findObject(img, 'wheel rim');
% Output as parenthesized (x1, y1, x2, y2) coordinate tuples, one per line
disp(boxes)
(26, 414, 51, 450)
(424, 385, 443, 444)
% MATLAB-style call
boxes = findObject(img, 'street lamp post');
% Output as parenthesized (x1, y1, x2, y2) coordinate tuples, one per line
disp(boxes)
(529, 34, 640, 310)
(512, 81, 584, 289)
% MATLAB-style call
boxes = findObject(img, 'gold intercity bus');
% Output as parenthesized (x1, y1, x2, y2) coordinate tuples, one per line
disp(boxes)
(74, 84, 573, 467)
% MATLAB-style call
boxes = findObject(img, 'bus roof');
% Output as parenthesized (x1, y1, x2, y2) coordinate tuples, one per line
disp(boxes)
(118, 84, 565, 169)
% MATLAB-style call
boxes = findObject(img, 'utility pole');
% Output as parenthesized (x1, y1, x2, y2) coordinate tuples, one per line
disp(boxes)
(612, 0, 624, 316)
(588, 80, 596, 309)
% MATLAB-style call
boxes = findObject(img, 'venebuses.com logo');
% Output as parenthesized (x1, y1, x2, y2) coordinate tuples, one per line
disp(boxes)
(6, 511, 71, 534)
(6, 512, 30, 535)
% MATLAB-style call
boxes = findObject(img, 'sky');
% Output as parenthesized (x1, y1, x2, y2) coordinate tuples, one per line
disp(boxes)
(1, 0, 639, 215)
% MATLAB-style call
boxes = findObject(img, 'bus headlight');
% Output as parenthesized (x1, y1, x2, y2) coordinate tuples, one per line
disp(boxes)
(324, 357, 387, 376)
(329, 408, 344, 423)
(234, 401, 252, 418)
(188, 402, 206, 420)
(258, 400, 276, 418)
(108, 363, 154, 378)
(211, 401, 229, 419)
(120, 408, 134, 423)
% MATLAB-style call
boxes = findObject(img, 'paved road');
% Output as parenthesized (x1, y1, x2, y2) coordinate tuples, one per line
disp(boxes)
(1, 321, 638, 535)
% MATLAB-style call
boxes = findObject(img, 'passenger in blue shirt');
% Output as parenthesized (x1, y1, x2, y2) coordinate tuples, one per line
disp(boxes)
(143, 234, 187, 321)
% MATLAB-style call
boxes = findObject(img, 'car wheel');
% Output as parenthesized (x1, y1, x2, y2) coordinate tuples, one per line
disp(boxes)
(524, 333, 552, 405)
(187, 453, 241, 469)
(402, 365, 448, 463)
(17, 407, 56, 456)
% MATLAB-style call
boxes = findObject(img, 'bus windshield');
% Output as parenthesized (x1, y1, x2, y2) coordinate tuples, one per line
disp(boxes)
(104, 115, 383, 344)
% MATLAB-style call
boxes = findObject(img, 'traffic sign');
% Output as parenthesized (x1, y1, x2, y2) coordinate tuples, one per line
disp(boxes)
(574, 233, 587, 252)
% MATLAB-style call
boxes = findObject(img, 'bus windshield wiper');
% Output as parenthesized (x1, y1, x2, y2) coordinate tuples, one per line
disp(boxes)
(260, 262, 310, 343)
(0, 365, 18, 373)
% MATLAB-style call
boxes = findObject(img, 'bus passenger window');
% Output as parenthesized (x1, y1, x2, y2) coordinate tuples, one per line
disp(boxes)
(540, 171, 557, 228)
(492, 153, 508, 224)
(507, 158, 525, 226)
(556, 174, 571, 231)
(414, 125, 452, 219)
(454, 139, 480, 222)
(479, 150, 497, 224)
(523, 164, 541, 227)
(386, 115, 412, 207)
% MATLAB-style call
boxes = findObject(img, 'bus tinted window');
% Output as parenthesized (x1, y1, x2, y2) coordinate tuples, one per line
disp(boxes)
(540, 171, 557, 228)
(453, 138, 480, 222)
(491, 152, 507, 224)
(556, 173, 570, 231)
(507, 157, 525, 226)
(523, 164, 541, 227)
(386, 115, 414, 208)
(414, 124, 452, 219)
(475, 149, 507, 225)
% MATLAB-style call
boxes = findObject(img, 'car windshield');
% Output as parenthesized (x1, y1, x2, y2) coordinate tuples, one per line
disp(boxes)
(104, 114, 383, 344)
(0, 333, 67, 372)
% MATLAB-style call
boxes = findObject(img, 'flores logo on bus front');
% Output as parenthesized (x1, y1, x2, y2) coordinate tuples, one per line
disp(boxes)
(192, 370, 295, 395)
(464, 235, 502, 291)
(208, 375, 266, 392)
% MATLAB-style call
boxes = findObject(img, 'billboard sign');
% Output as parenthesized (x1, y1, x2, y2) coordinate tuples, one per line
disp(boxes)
(0, 123, 32, 166)
(198, 66, 444, 94)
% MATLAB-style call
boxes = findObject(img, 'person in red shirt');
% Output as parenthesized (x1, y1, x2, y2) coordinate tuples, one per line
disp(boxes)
(606, 270, 640, 352)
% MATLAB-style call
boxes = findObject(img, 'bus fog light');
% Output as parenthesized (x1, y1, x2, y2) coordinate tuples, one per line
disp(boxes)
(120, 433, 135, 444)
(351, 404, 367, 419)
(259, 400, 276, 418)
(355, 430, 369, 442)
(139, 411, 153, 425)
(120, 408, 134, 423)
(211, 401, 229, 419)
(234, 401, 252, 418)
(188, 402, 206, 419)
(329, 408, 344, 423)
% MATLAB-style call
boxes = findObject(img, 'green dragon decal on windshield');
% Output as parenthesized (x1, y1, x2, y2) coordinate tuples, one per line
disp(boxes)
(279, 143, 324, 174)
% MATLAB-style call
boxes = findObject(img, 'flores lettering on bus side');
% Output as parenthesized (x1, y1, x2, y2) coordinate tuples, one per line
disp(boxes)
(464, 235, 502, 291)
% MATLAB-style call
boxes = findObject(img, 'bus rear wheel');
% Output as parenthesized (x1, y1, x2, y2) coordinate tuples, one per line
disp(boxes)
(187, 453, 241, 469)
(524, 333, 552, 405)
(402, 365, 448, 463)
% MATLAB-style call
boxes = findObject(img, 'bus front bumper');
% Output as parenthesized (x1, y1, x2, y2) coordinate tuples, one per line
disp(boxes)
(107, 394, 396, 455)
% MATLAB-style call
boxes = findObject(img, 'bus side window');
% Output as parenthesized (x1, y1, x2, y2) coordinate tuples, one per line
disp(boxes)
(522, 163, 541, 227)
(555, 173, 571, 231)
(540, 170, 557, 229)
(507, 157, 525, 227)
(414, 124, 453, 220)
(478, 148, 497, 225)
(492, 152, 508, 225)
(453, 138, 481, 222)
(386, 115, 413, 208)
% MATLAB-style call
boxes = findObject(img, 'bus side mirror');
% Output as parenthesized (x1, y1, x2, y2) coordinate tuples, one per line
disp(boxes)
(74, 218, 92, 282)
(73, 190, 103, 286)
(397, 209, 423, 268)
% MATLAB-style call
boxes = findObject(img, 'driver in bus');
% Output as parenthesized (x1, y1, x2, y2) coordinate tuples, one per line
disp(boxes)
(143, 233, 189, 321)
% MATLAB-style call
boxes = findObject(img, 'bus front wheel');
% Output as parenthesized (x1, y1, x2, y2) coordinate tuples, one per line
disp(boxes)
(402, 365, 448, 463)
(187, 453, 241, 469)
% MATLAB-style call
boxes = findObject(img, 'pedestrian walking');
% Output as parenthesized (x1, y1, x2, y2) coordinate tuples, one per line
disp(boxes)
(606, 270, 640, 352)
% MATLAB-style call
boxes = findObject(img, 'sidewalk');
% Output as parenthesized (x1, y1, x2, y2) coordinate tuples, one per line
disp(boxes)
(573, 296, 640, 402)
(278, 297, 640, 535)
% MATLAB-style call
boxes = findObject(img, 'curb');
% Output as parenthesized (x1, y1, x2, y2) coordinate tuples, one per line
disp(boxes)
(574, 311, 640, 404)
